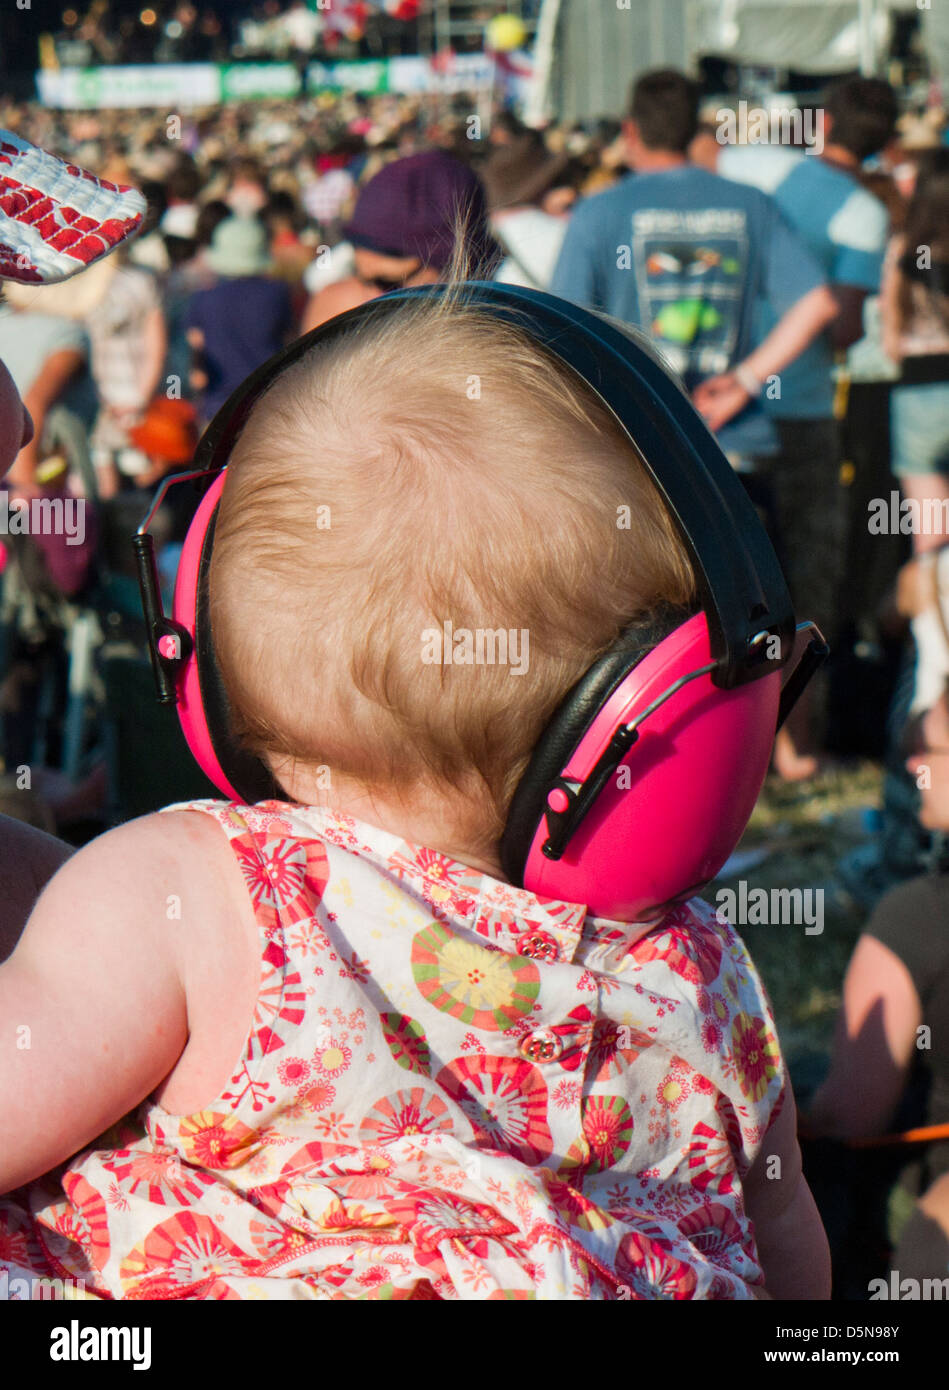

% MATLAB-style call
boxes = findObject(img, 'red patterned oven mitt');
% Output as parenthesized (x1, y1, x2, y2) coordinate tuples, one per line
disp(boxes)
(0, 130, 146, 285)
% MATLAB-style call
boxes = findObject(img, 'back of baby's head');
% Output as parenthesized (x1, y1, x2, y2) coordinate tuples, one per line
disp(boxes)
(210, 293, 695, 852)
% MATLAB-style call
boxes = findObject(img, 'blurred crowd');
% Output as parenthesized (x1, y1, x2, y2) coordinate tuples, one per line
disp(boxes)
(2, 70, 949, 1296)
(45, 0, 473, 67)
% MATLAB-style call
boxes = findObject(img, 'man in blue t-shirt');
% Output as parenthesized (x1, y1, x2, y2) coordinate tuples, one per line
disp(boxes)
(551, 70, 837, 466)
(693, 79, 898, 774)
(710, 78, 895, 423)
(551, 70, 839, 778)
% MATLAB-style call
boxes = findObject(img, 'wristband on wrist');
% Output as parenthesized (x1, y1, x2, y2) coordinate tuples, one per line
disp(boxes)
(734, 362, 763, 397)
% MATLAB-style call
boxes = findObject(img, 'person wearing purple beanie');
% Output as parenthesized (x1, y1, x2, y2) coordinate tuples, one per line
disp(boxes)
(302, 149, 499, 333)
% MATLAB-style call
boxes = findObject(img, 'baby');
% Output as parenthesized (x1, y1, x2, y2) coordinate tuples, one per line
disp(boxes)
(0, 290, 829, 1299)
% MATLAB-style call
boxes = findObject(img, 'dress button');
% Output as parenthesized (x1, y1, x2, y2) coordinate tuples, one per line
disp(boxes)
(518, 930, 559, 963)
(519, 1029, 564, 1063)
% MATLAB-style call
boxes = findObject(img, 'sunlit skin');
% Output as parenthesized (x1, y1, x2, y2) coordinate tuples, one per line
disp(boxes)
(906, 694, 949, 829)
(806, 690, 949, 1254)
(301, 248, 441, 334)
(0, 359, 34, 479)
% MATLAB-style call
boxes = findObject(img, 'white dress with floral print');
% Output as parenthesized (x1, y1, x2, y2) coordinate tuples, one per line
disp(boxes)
(0, 800, 786, 1300)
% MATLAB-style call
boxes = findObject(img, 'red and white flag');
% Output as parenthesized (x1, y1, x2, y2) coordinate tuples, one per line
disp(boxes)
(0, 130, 145, 285)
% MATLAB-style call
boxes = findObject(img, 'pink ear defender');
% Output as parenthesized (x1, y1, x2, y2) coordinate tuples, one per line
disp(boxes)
(508, 611, 781, 919)
(135, 284, 827, 921)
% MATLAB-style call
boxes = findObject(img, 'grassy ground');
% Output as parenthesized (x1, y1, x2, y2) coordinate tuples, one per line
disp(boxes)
(700, 759, 885, 1103)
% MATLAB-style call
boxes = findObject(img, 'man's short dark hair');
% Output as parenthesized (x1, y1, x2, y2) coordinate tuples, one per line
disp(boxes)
(824, 77, 898, 161)
(629, 70, 699, 152)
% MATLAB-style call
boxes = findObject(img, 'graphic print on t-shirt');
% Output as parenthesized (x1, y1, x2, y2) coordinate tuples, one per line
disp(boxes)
(632, 207, 748, 381)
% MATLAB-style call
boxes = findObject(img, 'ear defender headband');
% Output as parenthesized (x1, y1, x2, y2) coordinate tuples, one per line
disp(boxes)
(135, 283, 826, 920)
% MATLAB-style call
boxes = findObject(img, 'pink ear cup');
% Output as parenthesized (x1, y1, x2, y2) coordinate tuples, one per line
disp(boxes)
(170, 469, 243, 799)
(522, 612, 780, 921)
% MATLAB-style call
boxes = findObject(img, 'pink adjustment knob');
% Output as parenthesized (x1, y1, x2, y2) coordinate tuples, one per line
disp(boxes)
(546, 787, 570, 815)
(157, 633, 180, 660)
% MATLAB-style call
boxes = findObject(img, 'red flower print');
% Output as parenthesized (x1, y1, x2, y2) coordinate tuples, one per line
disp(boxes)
(677, 1201, 750, 1269)
(629, 920, 723, 987)
(730, 1013, 780, 1103)
(387, 1189, 516, 1251)
(552, 1080, 582, 1111)
(120, 1212, 255, 1293)
(412, 922, 540, 1032)
(312, 1038, 352, 1079)
(104, 1147, 214, 1207)
(589, 1018, 653, 1080)
(436, 1055, 552, 1166)
(708, 1272, 742, 1299)
(300, 1080, 336, 1111)
(581, 1095, 634, 1171)
(232, 835, 329, 931)
(177, 1112, 259, 1170)
(546, 1006, 594, 1072)
(277, 1056, 311, 1087)
(540, 1174, 614, 1233)
(359, 1089, 453, 1146)
(315, 1113, 355, 1143)
(332, 1151, 402, 1200)
(716, 1092, 748, 1162)
(686, 1120, 736, 1197)
(279, 1140, 359, 1180)
(656, 1069, 691, 1113)
(389, 846, 475, 915)
(249, 958, 307, 1059)
(616, 1230, 698, 1300)
(338, 952, 370, 983)
(54, 1174, 113, 1274)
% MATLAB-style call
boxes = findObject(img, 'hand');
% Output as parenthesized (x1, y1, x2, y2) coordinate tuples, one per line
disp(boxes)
(895, 557, 926, 619)
(105, 403, 142, 428)
(691, 373, 751, 433)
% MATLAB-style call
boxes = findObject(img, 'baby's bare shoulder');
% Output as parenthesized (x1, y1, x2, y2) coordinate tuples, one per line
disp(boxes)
(55, 806, 229, 885)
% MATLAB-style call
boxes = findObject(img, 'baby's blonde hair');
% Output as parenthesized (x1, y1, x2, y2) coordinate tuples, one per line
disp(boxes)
(210, 290, 696, 855)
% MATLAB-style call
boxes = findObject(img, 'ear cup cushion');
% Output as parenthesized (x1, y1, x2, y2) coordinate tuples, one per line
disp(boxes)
(499, 603, 694, 884)
(193, 505, 282, 804)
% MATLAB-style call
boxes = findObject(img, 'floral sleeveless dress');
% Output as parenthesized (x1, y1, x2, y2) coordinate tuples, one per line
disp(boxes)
(0, 799, 786, 1300)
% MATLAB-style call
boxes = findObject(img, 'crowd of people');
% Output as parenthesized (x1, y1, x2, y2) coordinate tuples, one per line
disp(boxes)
(43, 0, 436, 69)
(0, 66, 948, 1301)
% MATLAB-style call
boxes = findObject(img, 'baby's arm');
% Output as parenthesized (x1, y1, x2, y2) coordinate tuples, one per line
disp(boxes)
(0, 811, 219, 1194)
(742, 1083, 831, 1300)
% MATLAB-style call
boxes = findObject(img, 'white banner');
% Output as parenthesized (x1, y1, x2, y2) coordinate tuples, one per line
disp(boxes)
(37, 64, 220, 110)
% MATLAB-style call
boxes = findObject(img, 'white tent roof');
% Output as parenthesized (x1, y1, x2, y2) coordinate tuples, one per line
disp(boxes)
(691, 0, 933, 75)
(545, 0, 945, 126)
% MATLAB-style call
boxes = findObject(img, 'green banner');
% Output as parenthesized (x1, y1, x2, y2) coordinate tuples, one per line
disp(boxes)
(220, 63, 302, 102)
(306, 60, 389, 95)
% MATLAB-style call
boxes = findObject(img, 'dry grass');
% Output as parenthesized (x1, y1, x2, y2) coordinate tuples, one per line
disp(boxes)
(700, 760, 885, 1099)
